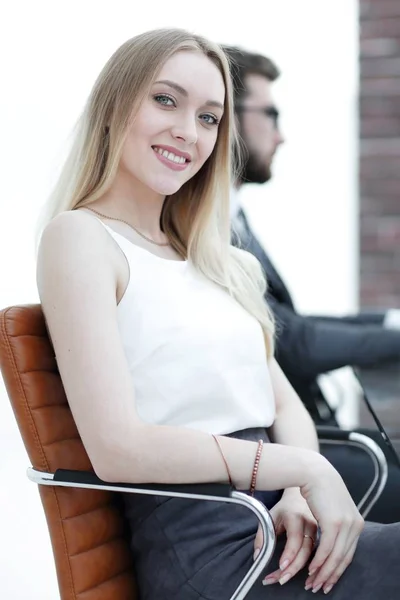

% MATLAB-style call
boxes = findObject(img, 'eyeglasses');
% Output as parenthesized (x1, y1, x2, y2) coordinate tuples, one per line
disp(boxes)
(235, 105, 280, 129)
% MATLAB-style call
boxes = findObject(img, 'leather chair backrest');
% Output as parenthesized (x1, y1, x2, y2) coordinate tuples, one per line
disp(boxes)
(0, 305, 138, 600)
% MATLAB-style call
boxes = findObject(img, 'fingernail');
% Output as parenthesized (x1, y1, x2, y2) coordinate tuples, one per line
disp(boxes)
(253, 548, 261, 561)
(324, 585, 333, 594)
(262, 577, 276, 586)
(309, 568, 316, 576)
(280, 559, 290, 571)
(279, 573, 292, 585)
(312, 583, 322, 593)
(305, 584, 312, 591)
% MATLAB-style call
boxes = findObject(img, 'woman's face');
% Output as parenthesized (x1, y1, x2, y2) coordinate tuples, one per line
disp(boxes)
(119, 50, 225, 196)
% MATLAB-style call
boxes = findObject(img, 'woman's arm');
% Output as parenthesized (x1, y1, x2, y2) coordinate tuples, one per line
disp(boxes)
(37, 211, 320, 491)
(267, 357, 319, 452)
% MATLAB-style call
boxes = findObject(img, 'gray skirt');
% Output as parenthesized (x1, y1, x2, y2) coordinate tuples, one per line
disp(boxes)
(123, 428, 400, 599)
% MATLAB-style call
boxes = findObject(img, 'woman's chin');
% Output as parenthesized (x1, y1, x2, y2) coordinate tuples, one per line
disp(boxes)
(151, 177, 187, 197)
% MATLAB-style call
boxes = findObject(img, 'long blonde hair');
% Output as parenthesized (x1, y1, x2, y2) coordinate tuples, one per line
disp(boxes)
(38, 28, 275, 354)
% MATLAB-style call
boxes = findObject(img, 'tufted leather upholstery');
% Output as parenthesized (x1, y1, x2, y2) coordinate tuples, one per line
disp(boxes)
(0, 305, 138, 600)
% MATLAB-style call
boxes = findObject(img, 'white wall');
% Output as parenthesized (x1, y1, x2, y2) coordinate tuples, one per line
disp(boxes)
(0, 1, 358, 597)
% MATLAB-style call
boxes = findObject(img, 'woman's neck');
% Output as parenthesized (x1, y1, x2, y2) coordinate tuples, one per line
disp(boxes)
(93, 175, 166, 242)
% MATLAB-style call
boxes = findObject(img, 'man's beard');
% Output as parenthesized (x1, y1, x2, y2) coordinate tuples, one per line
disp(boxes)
(239, 148, 272, 185)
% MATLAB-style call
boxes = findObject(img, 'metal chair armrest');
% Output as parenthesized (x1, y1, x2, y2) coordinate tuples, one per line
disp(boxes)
(28, 467, 276, 600)
(317, 427, 388, 518)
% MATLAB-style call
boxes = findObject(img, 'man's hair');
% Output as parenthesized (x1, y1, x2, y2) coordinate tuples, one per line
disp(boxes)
(221, 45, 280, 106)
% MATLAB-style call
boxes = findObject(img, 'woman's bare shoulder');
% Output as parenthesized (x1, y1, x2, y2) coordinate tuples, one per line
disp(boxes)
(40, 209, 108, 247)
(38, 210, 115, 270)
(37, 209, 117, 298)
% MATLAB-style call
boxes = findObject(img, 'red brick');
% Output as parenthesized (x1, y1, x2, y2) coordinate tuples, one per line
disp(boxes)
(377, 218, 400, 249)
(361, 57, 400, 77)
(359, 249, 394, 266)
(361, 18, 400, 39)
(359, 251, 400, 305)
(359, 224, 400, 253)
(360, 138, 400, 156)
(360, 116, 400, 137)
(359, 197, 381, 217)
(358, 2, 400, 309)
(360, 38, 400, 57)
(360, 157, 400, 179)
(360, 235, 380, 253)
(360, 195, 400, 215)
(361, 218, 400, 253)
(361, 77, 400, 95)
(361, 293, 399, 307)
(360, 276, 399, 295)
(360, 1, 400, 20)
(360, 178, 400, 196)
(360, 96, 400, 117)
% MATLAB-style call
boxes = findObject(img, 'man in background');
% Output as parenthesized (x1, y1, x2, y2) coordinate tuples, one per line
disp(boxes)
(223, 44, 400, 425)
(222, 44, 400, 523)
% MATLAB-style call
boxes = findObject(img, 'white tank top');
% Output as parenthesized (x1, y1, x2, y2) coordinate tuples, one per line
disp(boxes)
(100, 221, 275, 434)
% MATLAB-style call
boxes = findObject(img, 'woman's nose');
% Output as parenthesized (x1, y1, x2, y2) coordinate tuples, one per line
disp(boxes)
(171, 115, 198, 145)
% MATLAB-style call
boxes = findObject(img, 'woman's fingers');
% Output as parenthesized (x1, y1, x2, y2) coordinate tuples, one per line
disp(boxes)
(305, 526, 349, 592)
(305, 518, 363, 593)
(262, 515, 317, 586)
(285, 535, 315, 579)
(263, 542, 313, 586)
(253, 523, 264, 561)
(278, 513, 308, 569)
(320, 537, 359, 594)
(307, 523, 339, 577)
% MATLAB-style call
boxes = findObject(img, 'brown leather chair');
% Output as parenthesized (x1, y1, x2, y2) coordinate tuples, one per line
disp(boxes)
(0, 304, 388, 600)
(0, 304, 277, 600)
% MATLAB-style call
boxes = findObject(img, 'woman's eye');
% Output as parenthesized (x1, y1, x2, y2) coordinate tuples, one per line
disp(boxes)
(200, 114, 220, 126)
(154, 94, 175, 107)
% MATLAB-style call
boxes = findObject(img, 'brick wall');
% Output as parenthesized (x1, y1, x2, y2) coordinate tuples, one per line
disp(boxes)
(359, 0, 400, 308)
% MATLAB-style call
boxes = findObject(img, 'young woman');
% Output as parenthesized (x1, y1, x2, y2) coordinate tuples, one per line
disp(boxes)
(36, 28, 399, 599)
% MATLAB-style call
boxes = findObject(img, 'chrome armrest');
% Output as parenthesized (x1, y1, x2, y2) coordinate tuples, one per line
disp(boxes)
(317, 427, 388, 518)
(28, 467, 276, 600)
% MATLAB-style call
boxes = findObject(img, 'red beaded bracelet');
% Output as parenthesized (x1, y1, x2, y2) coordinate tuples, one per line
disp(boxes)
(249, 439, 264, 496)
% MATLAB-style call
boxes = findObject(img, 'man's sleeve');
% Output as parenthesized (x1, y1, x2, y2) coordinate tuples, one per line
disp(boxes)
(269, 297, 400, 381)
(307, 312, 386, 326)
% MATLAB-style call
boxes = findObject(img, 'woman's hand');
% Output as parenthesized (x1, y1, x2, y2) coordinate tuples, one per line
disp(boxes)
(300, 455, 364, 594)
(254, 488, 318, 586)
(254, 454, 364, 594)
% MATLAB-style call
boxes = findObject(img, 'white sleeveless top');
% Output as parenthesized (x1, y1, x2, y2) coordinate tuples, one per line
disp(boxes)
(100, 221, 276, 434)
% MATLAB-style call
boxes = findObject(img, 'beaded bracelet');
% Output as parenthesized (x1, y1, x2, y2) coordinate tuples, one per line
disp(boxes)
(249, 439, 264, 496)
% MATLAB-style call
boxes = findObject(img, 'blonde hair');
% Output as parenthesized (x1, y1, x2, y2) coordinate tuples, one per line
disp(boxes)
(38, 28, 275, 354)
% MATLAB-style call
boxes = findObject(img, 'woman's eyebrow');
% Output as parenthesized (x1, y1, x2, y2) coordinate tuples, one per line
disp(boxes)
(154, 79, 224, 110)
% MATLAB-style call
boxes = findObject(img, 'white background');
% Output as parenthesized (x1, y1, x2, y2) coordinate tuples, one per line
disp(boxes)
(0, 1, 358, 597)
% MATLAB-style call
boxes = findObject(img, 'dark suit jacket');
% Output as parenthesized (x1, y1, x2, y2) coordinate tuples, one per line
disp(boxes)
(233, 209, 400, 422)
